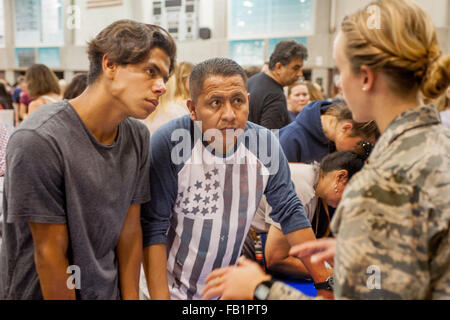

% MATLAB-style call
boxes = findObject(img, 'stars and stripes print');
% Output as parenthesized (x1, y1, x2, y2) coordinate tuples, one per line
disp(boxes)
(166, 141, 269, 300)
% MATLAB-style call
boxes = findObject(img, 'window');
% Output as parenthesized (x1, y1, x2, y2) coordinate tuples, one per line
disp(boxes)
(228, 0, 315, 40)
(14, 47, 61, 68)
(14, 0, 64, 46)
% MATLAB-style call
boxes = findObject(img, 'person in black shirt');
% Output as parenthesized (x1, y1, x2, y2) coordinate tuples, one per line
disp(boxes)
(248, 40, 308, 130)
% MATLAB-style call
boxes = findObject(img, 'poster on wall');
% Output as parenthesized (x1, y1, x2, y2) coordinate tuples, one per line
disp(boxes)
(228, 0, 315, 40)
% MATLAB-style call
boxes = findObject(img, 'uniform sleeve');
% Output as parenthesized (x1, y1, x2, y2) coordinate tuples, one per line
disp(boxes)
(260, 94, 290, 130)
(5, 130, 66, 224)
(431, 228, 450, 299)
(263, 131, 311, 234)
(131, 126, 151, 204)
(141, 127, 179, 247)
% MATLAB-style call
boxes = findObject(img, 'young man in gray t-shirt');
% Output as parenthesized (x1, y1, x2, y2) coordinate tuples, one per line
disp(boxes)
(0, 20, 176, 300)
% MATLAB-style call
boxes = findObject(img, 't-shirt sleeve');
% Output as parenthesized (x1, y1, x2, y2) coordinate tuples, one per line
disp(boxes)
(260, 94, 289, 130)
(263, 131, 311, 234)
(5, 130, 66, 224)
(141, 126, 179, 247)
(131, 125, 151, 205)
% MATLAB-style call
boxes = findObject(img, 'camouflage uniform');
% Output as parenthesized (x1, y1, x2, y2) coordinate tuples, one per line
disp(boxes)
(267, 104, 450, 300)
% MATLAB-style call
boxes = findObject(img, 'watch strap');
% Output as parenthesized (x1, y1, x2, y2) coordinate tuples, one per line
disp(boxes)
(254, 280, 275, 300)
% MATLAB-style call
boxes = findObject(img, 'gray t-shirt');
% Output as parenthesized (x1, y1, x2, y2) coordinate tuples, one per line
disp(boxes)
(0, 100, 150, 300)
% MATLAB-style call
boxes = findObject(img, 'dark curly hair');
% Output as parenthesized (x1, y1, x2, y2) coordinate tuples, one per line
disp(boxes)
(269, 40, 308, 70)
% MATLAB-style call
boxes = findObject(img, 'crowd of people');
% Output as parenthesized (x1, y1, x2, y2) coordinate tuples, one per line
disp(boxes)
(0, 0, 449, 301)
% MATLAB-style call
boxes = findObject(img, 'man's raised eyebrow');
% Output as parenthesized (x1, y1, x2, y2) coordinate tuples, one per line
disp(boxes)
(231, 92, 246, 98)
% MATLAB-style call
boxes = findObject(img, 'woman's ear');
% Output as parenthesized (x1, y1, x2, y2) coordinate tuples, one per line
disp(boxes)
(337, 169, 349, 185)
(341, 122, 353, 134)
(360, 65, 375, 92)
(187, 99, 197, 121)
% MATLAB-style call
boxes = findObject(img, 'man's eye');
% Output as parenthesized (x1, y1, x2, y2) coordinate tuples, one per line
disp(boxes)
(211, 100, 220, 107)
(147, 69, 155, 76)
(233, 98, 243, 104)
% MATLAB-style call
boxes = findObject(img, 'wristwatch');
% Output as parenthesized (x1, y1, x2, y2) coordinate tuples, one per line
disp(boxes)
(314, 276, 334, 291)
(254, 280, 274, 300)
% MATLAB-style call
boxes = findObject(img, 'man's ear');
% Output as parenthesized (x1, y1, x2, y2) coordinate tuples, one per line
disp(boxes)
(274, 62, 283, 74)
(187, 99, 197, 121)
(102, 54, 118, 80)
(247, 93, 250, 104)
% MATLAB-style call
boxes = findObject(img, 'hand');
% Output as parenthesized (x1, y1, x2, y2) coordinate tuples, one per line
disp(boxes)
(201, 256, 271, 300)
(289, 238, 336, 267)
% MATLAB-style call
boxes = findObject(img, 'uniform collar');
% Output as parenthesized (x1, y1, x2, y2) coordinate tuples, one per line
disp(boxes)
(371, 104, 441, 159)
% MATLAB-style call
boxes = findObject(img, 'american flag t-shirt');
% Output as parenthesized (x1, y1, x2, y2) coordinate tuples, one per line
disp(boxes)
(166, 140, 269, 300)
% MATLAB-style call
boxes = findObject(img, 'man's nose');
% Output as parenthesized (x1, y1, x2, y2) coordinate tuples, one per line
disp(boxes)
(221, 101, 236, 121)
(152, 77, 167, 96)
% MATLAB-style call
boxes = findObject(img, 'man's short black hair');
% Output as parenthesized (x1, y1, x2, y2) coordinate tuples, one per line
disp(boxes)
(269, 40, 308, 70)
(189, 58, 247, 102)
(87, 20, 176, 85)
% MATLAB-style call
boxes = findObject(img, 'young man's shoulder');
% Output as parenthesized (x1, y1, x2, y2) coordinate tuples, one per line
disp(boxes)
(18, 100, 69, 130)
(10, 101, 70, 145)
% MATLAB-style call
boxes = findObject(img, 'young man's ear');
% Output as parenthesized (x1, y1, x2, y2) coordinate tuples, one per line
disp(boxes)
(187, 99, 197, 121)
(102, 54, 118, 80)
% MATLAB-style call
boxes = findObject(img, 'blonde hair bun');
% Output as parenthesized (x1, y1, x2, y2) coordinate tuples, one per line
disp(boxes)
(421, 54, 450, 99)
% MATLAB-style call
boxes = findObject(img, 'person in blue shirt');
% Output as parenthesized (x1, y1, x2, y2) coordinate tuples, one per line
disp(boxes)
(279, 100, 379, 164)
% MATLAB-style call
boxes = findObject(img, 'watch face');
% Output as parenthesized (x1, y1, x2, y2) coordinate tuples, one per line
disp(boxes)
(255, 284, 270, 300)
(328, 276, 334, 288)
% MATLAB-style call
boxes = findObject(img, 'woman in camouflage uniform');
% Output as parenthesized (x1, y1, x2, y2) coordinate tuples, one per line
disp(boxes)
(202, 0, 450, 300)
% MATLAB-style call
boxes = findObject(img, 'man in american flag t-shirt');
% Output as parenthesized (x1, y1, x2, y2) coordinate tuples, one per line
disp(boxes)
(141, 58, 333, 300)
